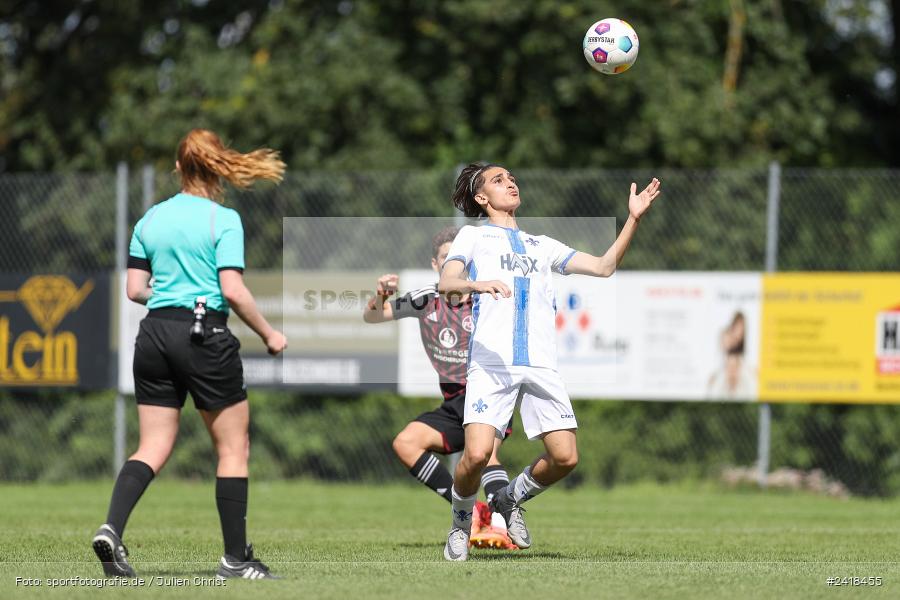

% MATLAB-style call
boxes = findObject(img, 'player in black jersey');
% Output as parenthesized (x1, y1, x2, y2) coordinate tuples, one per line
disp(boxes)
(364, 226, 514, 549)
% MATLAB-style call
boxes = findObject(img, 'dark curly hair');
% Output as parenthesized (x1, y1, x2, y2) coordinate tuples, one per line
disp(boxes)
(451, 162, 500, 218)
(431, 226, 459, 258)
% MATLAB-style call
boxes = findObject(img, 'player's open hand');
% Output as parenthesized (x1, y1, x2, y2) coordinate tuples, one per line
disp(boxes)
(376, 273, 399, 297)
(474, 280, 512, 299)
(265, 330, 288, 356)
(629, 177, 661, 221)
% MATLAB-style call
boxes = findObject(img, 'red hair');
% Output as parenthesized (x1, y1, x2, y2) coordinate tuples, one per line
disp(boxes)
(176, 129, 285, 200)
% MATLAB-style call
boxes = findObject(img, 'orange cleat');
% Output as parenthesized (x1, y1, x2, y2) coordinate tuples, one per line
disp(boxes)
(469, 500, 518, 550)
(470, 526, 518, 550)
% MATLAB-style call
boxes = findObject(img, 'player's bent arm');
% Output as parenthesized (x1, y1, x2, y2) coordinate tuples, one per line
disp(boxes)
(363, 295, 394, 323)
(439, 260, 511, 299)
(363, 273, 397, 323)
(438, 259, 478, 296)
(219, 269, 275, 341)
(126, 268, 153, 304)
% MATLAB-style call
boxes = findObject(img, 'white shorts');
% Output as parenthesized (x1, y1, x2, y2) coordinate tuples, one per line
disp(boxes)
(464, 365, 578, 440)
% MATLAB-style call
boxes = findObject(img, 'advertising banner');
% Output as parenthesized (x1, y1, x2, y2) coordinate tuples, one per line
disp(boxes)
(758, 273, 900, 403)
(562, 272, 762, 401)
(276, 270, 398, 388)
(398, 270, 763, 401)
(0, 273, 111, 388)
(116, 267, 900, 402)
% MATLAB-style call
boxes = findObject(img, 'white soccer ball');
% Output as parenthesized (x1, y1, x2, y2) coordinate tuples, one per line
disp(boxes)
(582, 18, 640, 75)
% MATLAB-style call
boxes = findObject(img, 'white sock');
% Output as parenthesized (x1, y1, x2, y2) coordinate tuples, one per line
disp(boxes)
(450, 486, 477, 531)
(507, 466, 546, 505)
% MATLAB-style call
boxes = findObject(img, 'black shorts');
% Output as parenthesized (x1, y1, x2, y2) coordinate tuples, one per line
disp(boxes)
(414, 392, 513, 454)
(133, 308, 246, 411)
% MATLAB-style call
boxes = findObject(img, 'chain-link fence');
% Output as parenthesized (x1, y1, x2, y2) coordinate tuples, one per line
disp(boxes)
(1, 166, 898, 495)
(5, 166, 900, 273)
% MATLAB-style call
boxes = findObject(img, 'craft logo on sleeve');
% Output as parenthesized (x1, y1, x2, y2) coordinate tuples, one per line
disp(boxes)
(876, 305, 900, 375)
(0, 274, 110, 387)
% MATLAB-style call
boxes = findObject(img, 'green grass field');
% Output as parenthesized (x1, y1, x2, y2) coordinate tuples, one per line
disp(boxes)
(1, 480, 898, 599)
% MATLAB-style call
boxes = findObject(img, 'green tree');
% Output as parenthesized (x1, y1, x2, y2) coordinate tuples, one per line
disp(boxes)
(4, 0, 898, 172)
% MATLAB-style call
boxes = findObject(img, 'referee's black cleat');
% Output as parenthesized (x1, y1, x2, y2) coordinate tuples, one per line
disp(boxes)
(92, 524, 136, 578)
(216, 544, 279, 580)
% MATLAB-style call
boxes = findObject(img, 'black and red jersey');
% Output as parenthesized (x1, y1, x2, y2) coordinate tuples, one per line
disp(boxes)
(392, 284, 473, 401)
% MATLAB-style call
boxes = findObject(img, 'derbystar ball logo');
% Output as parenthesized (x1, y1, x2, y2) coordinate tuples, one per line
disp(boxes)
(500, 253, 538, 277)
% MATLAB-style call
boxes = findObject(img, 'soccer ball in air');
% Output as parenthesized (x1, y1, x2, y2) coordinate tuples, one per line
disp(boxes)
(582, 18, 639, 75)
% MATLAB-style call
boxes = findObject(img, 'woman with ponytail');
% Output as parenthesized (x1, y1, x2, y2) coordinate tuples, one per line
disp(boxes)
(92, 129, 287, 580)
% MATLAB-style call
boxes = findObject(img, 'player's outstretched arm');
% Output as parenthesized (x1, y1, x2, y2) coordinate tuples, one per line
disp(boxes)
(438, 260, 511, 300)
(363, 273, 398, 323)
(565, 178, 662, 278)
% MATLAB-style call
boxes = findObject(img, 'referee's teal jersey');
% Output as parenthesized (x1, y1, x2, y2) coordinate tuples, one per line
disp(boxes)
(128, 193, 245, 313)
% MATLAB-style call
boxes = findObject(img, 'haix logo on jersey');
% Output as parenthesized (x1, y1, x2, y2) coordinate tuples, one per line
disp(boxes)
(500, 253, 538, 277)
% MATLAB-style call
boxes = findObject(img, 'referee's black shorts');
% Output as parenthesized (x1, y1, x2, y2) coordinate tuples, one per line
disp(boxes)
(133, 307, 247, 411)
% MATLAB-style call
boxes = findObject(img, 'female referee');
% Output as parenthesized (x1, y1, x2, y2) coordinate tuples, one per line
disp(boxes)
(437, 162, 661, 561)
(92, 129, 288, 580)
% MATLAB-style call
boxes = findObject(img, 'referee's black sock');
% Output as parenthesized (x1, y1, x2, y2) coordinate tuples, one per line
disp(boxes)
(481, 465, 510, 504)
(216, 477, 248, 560)
(106, 459, 155, 537)
(410, 452, 453, 502)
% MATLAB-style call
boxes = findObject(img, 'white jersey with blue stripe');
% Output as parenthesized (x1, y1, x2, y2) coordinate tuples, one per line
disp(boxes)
(444, 224, 576, 370)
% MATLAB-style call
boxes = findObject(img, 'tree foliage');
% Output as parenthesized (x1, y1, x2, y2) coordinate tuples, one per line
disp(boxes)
(1, 0, 897, 172)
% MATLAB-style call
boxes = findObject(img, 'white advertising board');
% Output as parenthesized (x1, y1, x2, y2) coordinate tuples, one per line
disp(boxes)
(397, 270, 762, 401)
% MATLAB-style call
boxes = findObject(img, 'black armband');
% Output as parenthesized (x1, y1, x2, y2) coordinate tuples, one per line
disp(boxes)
(127, 256, 151, 272)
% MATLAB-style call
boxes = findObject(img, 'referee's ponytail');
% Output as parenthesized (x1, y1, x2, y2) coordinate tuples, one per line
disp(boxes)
(176, 129, 286, 200)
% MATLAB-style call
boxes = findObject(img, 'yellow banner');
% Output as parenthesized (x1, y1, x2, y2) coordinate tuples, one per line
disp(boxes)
(0, 273, 110, 388)
(759, 273, 900, 403)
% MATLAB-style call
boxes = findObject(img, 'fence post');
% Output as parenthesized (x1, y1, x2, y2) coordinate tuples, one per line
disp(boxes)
(758, 161, 781, 488)
(142, 164, 154, 210)
(114, 162, 129, 475)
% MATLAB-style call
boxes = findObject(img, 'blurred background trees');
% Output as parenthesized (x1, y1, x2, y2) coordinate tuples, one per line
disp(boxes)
(1, 0, 898, 172)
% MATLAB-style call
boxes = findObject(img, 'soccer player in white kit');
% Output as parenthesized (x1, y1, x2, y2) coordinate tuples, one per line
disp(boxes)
(438, 162, 661, 561)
